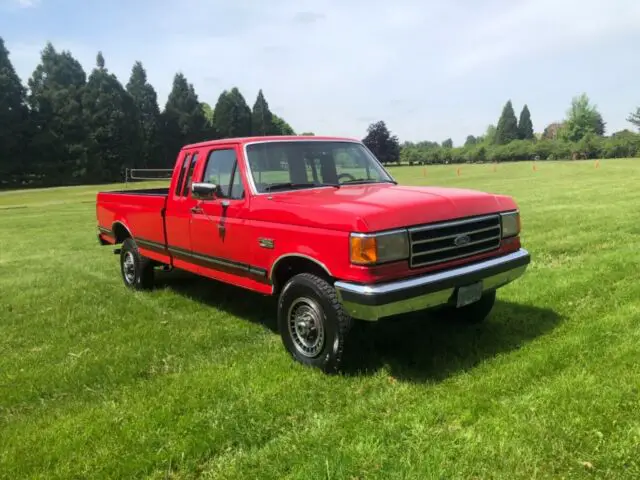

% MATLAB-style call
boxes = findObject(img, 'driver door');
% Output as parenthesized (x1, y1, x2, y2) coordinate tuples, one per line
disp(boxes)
(189, 145, 252, 281)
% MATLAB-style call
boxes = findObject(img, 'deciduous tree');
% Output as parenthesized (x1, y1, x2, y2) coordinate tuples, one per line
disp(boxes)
(627, 107, 640, 131)
(362, 121, 400, 164)
(272, 114, 295, 135)
(561, 93, 606, 142)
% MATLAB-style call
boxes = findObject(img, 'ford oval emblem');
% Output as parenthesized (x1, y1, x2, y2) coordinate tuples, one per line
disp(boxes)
(454, 234, 471, 246)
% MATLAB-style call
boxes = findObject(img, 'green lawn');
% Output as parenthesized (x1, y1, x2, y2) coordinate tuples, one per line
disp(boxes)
(1, 159, 639, 479)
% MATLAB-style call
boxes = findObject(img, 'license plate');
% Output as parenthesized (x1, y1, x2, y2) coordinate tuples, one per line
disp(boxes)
(456, 282, 483, 308)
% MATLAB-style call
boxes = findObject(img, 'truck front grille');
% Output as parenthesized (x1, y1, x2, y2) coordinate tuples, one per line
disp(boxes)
(409, 214, 501, 268)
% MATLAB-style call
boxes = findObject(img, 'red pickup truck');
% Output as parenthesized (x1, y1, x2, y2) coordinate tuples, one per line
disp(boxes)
(96, 135, 530, 372)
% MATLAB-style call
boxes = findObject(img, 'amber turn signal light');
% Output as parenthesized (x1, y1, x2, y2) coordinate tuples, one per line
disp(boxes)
(350, 235, 378, 265)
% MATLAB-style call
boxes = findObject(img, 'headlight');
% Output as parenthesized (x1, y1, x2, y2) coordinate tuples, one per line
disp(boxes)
(501, 211, 521, 238)
(350, 230, 410, 265)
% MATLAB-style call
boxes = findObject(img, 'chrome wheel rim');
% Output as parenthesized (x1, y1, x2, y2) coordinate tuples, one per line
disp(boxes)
(123, 251, 136, 284)
(287, 297, 325, 358)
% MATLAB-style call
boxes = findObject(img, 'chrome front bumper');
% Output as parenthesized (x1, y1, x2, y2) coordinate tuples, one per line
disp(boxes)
(334, 248, 531, 321)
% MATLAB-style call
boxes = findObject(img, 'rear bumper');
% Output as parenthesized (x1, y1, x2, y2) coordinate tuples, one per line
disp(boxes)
(334, 248, 531, 321)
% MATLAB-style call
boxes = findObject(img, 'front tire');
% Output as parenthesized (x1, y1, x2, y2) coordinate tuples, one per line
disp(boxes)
(277, 273, 352, 373)
(120, 238, 155, 290)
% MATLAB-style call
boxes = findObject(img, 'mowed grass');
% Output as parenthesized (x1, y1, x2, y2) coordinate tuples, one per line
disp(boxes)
(1, 159, 640, 479)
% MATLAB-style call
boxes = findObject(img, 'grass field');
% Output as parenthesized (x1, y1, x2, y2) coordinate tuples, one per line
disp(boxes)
(1, 159, 640, 479)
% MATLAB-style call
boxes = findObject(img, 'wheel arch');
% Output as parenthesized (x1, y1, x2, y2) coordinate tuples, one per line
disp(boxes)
(112, 221, 133, 244)
(270, 254, 333, 294)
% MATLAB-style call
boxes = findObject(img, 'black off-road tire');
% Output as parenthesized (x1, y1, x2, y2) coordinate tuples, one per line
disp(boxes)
(434, 290, 497, 324)
(277, 273, 353, 373)
(120, 237, 155, 290)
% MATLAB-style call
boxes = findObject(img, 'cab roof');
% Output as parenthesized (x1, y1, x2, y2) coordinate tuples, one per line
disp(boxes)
(183, 135, 361, 150)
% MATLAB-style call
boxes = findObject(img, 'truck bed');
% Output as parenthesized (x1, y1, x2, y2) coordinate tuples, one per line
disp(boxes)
(96, 188, 169, 261)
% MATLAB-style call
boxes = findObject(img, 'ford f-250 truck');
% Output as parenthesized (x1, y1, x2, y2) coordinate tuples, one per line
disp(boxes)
(96, 135, 530, 372)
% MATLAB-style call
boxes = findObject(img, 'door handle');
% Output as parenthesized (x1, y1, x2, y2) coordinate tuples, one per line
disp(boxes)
(191, 206, 203, 214)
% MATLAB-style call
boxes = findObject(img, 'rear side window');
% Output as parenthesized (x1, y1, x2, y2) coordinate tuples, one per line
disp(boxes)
(174, 153, 191, 196)
(181, 153, 198, 197)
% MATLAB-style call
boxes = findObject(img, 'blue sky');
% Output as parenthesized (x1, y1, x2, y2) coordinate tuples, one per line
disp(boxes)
(2, 0, 639, 145)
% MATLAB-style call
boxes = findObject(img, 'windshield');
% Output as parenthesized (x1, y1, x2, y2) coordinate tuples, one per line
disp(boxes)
(245, 141, 395, 193)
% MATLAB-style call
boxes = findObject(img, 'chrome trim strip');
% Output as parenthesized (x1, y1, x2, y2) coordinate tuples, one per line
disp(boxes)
(241, 138, 396, 197)
(350, 228, 408, 238)
(167, 245, 268, 279)
(411, 225, 500, 245)
(413, 235, 501, 255)
(411, 245, 502, 268)
(269, 253, 333, 284)
(111, 221, 134, 242)
(335, 248, 529, 297)
(409, 214, 500, 233)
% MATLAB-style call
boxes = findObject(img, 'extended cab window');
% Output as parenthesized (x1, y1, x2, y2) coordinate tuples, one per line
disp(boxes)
(245, 141, 394, 193)
(174, 153, 191, 196)
(181, 153, 198, 197)
(202, 149, 244, 200)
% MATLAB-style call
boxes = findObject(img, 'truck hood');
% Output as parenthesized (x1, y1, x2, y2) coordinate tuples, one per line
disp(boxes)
(249, 184, 517, 232)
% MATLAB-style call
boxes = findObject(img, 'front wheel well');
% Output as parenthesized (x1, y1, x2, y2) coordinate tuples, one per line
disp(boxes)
(271, 256, 332, 294)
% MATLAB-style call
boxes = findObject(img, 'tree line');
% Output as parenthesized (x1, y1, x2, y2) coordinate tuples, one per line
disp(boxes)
(0, 39, 298, 188)
(379, 95, 640, 166)
(3, 38, 640, 190)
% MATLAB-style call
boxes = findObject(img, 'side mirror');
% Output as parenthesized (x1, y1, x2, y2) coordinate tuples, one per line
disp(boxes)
(191, 182, 220, 200)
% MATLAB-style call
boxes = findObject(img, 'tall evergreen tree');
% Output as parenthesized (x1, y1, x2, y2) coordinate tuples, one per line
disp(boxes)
(213, 87, 252, 138)
(494, 100, 519, 145)
(162, 73, 209, 158)
(441, 138, 453, 148)
(28, 42, 87, 184)
(464, 135, 478, 147)
(0, 37, 30, 186)
(126, 61, 163, 168)
(83, 52, 139, 182)
(517, 104, 534, 140)
(251, 89, 275, 135)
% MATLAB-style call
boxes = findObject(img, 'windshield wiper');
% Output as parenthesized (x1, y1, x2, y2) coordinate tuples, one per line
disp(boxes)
(341, 179, 397, 185)
(263, 182, 339, 192)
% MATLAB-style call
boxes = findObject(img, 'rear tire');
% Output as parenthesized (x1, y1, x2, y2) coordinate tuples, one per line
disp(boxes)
(120, 238, 155, 290)
(433, 290, 496, 324)
(277, 273, 352, 373)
